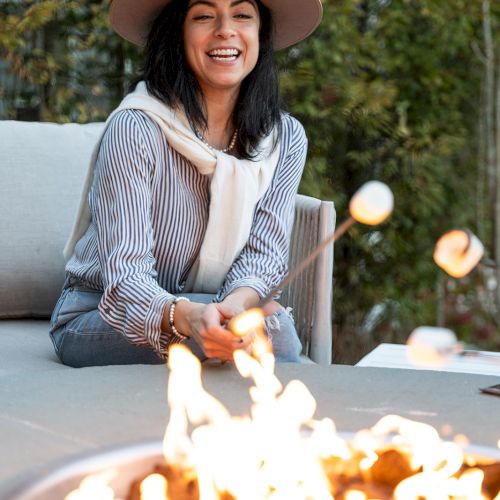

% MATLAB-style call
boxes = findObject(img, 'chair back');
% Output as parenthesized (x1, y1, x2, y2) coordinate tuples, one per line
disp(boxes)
(282, 194, 335, 364)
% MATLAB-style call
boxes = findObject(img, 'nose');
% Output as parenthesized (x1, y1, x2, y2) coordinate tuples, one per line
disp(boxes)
(214, 14, 236, 39)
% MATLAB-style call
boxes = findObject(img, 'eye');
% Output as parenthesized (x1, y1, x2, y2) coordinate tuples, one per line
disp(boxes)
(192, 14, 213, 21)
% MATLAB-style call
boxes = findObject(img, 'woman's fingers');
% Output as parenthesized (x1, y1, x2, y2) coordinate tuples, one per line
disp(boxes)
(203, 325, 252, 350)
(192, 304, 252, 359)
(202, 341, 249, 361)
(181, 302, 254, 361)
(205, 333, 253, 355)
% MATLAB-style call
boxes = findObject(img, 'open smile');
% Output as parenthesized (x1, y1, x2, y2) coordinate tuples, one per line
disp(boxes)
(206, 48, 242, 62)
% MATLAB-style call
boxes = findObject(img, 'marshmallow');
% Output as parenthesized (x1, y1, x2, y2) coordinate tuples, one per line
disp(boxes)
(349, 181, 394, 225)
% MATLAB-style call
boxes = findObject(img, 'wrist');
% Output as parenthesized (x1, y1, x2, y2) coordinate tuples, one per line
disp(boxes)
(173, 300, 203, 338)
(163, 297, 195, 340)
(170, 297, 191, 340)
(223, 287, 260, 310)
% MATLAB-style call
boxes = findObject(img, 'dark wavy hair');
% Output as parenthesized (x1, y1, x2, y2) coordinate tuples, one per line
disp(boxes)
(140, 0, 282, 159)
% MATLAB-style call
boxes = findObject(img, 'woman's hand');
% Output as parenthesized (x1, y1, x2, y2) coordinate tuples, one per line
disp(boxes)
(163, 287, 283, 361)
(168, 301, 253, 361)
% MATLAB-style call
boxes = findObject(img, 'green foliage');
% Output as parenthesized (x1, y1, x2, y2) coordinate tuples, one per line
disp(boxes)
(279, 0, 497, 362)
(2, 0, 498, 361)
(0, 0, 141, 121)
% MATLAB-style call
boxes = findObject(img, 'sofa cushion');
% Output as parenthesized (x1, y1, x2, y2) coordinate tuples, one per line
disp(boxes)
(0, 121, 104, 318)
(0, 320, 65, 376)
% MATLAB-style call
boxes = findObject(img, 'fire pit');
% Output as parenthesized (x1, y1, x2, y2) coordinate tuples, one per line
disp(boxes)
(10, 441, 163, 500)
(10, 346, 500, 500)
(10, 437, 500, 500)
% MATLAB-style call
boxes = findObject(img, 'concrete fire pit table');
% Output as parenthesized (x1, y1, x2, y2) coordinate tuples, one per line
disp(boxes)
(0, 326, 499, 499)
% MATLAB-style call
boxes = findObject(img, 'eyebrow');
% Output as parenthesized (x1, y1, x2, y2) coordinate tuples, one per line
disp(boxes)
(188, 0, 257, 10)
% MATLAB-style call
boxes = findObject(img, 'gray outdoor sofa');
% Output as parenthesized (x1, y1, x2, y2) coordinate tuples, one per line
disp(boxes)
(0, 119, 335, 497)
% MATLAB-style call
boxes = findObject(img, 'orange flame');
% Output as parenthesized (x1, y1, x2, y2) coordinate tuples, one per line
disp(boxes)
(140, 473, 168, 500)
(229, 308, 272, 361)
(64, 471, 115, 500)
(65, 347, 499, 500)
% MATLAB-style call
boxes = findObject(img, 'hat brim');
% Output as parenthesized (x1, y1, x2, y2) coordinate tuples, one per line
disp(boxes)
(109, 0, 323, 50)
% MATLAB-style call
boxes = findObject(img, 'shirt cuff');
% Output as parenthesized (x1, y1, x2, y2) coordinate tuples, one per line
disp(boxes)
(144, 291, 180, 356)
(216, 277, 275, 302)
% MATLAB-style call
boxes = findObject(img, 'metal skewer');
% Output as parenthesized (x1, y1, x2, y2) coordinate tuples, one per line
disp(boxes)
(257, 216, 356, 308)
(459, 350, 500, 364)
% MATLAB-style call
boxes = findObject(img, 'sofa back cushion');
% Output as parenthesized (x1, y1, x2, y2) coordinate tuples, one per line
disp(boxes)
(0, 120, 105, 318)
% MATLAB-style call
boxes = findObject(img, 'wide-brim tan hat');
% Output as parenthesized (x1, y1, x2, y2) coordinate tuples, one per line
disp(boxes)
(110, 0, 323, 50)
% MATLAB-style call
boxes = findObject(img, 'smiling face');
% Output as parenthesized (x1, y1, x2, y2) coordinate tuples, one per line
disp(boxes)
(183, 0, 260, 98)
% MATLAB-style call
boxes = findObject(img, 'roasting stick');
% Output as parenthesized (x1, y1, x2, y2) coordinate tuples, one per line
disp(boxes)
(257, 216, 355, 308)
(229, 181, 394, 337)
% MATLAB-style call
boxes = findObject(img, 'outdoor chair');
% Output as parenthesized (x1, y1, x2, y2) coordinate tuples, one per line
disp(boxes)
(283, 195, 335, 364)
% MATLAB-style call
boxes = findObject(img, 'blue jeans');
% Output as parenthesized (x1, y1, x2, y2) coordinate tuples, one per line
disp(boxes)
(49, 277, 302, 367)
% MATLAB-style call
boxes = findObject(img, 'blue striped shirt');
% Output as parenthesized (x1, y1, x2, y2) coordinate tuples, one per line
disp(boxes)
(66, 109, 308, 355)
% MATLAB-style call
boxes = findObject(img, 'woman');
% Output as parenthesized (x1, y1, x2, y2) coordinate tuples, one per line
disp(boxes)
(49, 0, 323, 367)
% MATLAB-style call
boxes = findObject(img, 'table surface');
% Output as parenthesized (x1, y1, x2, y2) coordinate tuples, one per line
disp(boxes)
(1, 360, 499, 498)
(356, 342, 500, 376)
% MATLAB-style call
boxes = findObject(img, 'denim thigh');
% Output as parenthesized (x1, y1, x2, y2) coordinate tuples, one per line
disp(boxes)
(49, 288, 218, 367)
(52, 309, 164, 367)
(49, 282, 163, 368)
(266, 308, 302, 363)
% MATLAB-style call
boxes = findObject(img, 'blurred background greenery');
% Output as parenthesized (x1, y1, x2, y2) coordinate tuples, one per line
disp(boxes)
(2, 0, 500, 363)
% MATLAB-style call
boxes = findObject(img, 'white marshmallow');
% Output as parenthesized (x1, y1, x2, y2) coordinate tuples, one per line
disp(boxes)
(349, 181, 394, 225)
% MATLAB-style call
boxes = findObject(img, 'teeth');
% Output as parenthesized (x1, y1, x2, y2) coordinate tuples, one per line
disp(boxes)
(211, 56, 237, 61)
(208, 49, 239, 56)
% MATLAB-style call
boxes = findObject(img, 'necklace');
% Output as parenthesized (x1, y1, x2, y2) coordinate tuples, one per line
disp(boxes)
(196, 128, 238, 154)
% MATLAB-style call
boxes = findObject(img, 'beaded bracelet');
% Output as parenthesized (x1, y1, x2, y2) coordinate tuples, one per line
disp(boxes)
(168, 296, 190, 341)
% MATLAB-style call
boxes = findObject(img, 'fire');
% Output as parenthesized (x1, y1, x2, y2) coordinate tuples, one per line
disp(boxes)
(163, 345, 333, 499)
(229, 307, 272, 360)
(65, 346, 500, 500)
(344, 491, 366, 500)
(140, 474, 168, 499)
(229, 308, 265, 335)
(64, 471, 116, 500)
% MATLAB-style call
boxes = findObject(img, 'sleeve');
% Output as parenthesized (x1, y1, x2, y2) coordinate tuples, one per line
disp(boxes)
(90, 110, 176, 357)
(215, 116, 308, 301)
